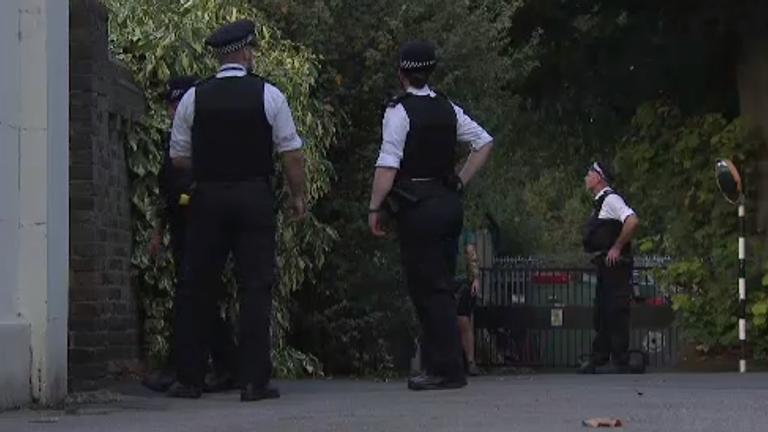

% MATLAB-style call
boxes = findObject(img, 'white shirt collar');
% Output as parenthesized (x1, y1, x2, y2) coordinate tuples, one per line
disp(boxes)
(405, 85, 434, 96)
(215, 63, 248, 78)
(595, 187, 612, 200)
(219, 63, 246, 72)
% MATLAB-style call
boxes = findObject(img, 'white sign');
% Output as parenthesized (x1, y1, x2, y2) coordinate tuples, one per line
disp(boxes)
(551, 308, 563, 327)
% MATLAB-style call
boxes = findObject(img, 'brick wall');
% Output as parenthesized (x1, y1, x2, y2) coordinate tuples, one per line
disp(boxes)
(69, 0, 146, 391)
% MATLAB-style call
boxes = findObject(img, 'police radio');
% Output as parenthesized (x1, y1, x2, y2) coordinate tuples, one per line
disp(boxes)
(178, 182, 196, 206)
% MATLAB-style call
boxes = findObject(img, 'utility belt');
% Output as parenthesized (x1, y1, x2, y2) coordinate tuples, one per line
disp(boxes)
(383, 174, 463, 216)
(589, 251, 634, 267)
(178, 175, 275, 206)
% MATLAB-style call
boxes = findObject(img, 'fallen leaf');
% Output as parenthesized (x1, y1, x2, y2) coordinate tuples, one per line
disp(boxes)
(583, 417, 623, 428)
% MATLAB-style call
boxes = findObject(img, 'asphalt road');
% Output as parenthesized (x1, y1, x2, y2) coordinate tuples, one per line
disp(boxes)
(1, 373, 767, 432)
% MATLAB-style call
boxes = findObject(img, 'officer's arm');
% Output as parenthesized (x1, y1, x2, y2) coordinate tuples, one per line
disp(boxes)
(369, 106, 408, 211)
(267, 86, 306, 199)
(607, 196, 640, 251)
(453, 104, 494, 186)
(169, 89, 195, 169)
(614, 214, 640, 251)
(281, 151, 306, 199)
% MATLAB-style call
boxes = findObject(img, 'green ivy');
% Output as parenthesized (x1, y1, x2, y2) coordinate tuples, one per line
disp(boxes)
(615, 100, 766, 357)
(103, 0, 337, 376)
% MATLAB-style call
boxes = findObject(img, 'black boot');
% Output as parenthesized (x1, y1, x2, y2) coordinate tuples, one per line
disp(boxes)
(627, 350, 647, 374)
(576, 354, 607, 374)
(240, 383, 281, 402)
(407, 374, 467, 391)
(167, 382, 203, 399)
(142, 369, 177, 393)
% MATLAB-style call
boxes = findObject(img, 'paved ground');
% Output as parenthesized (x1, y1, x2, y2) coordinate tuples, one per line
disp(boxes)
(1, 373, 767, 432)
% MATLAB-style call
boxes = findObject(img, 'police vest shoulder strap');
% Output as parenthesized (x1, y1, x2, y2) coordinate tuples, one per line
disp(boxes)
(246, 72, 280, 90)
(192, 74, 216, 90)
(431, 88, 451, 102)
(382, 92, 412, 116)
(594, 190, 615, 211)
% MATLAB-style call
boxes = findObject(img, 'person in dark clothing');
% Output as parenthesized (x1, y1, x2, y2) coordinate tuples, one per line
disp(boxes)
(367, 41, 494, 391)
(455, 229, 481, 376)
(143, 74, 239, 394)
(167, 18, 307, 402)
(578, 161, 641, 374)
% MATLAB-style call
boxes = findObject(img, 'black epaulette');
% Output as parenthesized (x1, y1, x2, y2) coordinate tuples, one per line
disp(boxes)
(247, 72, 281, 90)
(594, 190, 614, 211)
(381, 92, 411, 116)
(198, 72, 281, 91)
(193, 74, 216, 88)
(431, 89, 450, 101)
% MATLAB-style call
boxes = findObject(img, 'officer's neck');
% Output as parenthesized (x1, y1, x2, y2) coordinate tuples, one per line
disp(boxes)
(405, 84, 431, 95)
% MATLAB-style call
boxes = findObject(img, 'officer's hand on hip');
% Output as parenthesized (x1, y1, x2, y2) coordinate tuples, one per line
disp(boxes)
(288, 195, 307, 221)
(368, 210, 386, 237)
(606, 246, 621, 267)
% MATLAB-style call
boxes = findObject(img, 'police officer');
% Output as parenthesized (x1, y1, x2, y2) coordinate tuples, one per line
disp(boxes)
(167, 18, 307, 401)
(579, 161, 641, 374)
(367, 41, 494, 391)
(142, 75, 239, 394)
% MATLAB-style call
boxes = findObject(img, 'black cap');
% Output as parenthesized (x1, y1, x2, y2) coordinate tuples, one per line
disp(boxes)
(589, 161, 614, 183)
(205, 18, 257, 54)
(398, 41, 437, 71)
(161, 74, 200, 103)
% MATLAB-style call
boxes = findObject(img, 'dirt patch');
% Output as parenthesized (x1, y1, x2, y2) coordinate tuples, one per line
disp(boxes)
(674, 343, 768, 372)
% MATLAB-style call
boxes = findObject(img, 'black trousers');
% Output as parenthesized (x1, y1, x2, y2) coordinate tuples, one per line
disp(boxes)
(395, 182, 464, 379)
(166, 206, 238, 377)
(173, 181, 276, 388)
(592, 261, 633, 366)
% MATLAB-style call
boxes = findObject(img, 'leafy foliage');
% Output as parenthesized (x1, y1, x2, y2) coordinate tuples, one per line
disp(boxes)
(104, 0, 337, 376)
(615, 100, 764, 355)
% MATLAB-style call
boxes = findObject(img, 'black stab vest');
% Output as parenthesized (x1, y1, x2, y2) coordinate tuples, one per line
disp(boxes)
(384, 91, 458, 181)
(582, 190, 632, 257)
(191, 72, 274, 182)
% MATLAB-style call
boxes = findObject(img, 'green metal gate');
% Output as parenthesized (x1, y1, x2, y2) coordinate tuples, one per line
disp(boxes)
(473, 257, 679, 370)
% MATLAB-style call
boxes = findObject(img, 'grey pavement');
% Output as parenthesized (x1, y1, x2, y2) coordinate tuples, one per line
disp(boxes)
(1, 373, 768, 432)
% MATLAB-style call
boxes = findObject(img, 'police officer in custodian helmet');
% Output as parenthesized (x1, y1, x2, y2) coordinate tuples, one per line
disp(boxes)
(579, 161, 641, 374)
(367, 41, 495, 391)
(167, 18, 308, 401)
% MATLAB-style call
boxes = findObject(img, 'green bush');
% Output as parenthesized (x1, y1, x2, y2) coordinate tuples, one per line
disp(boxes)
(615, 100, 766, 356)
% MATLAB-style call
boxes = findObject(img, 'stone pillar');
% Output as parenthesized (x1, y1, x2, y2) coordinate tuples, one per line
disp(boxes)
(0, 0, 69, 408)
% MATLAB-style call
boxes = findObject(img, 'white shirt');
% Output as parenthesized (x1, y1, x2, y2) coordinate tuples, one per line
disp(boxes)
(595, 187, 635, 223)
(169, 63, 303, 159)
(375, 85, 494, 169)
